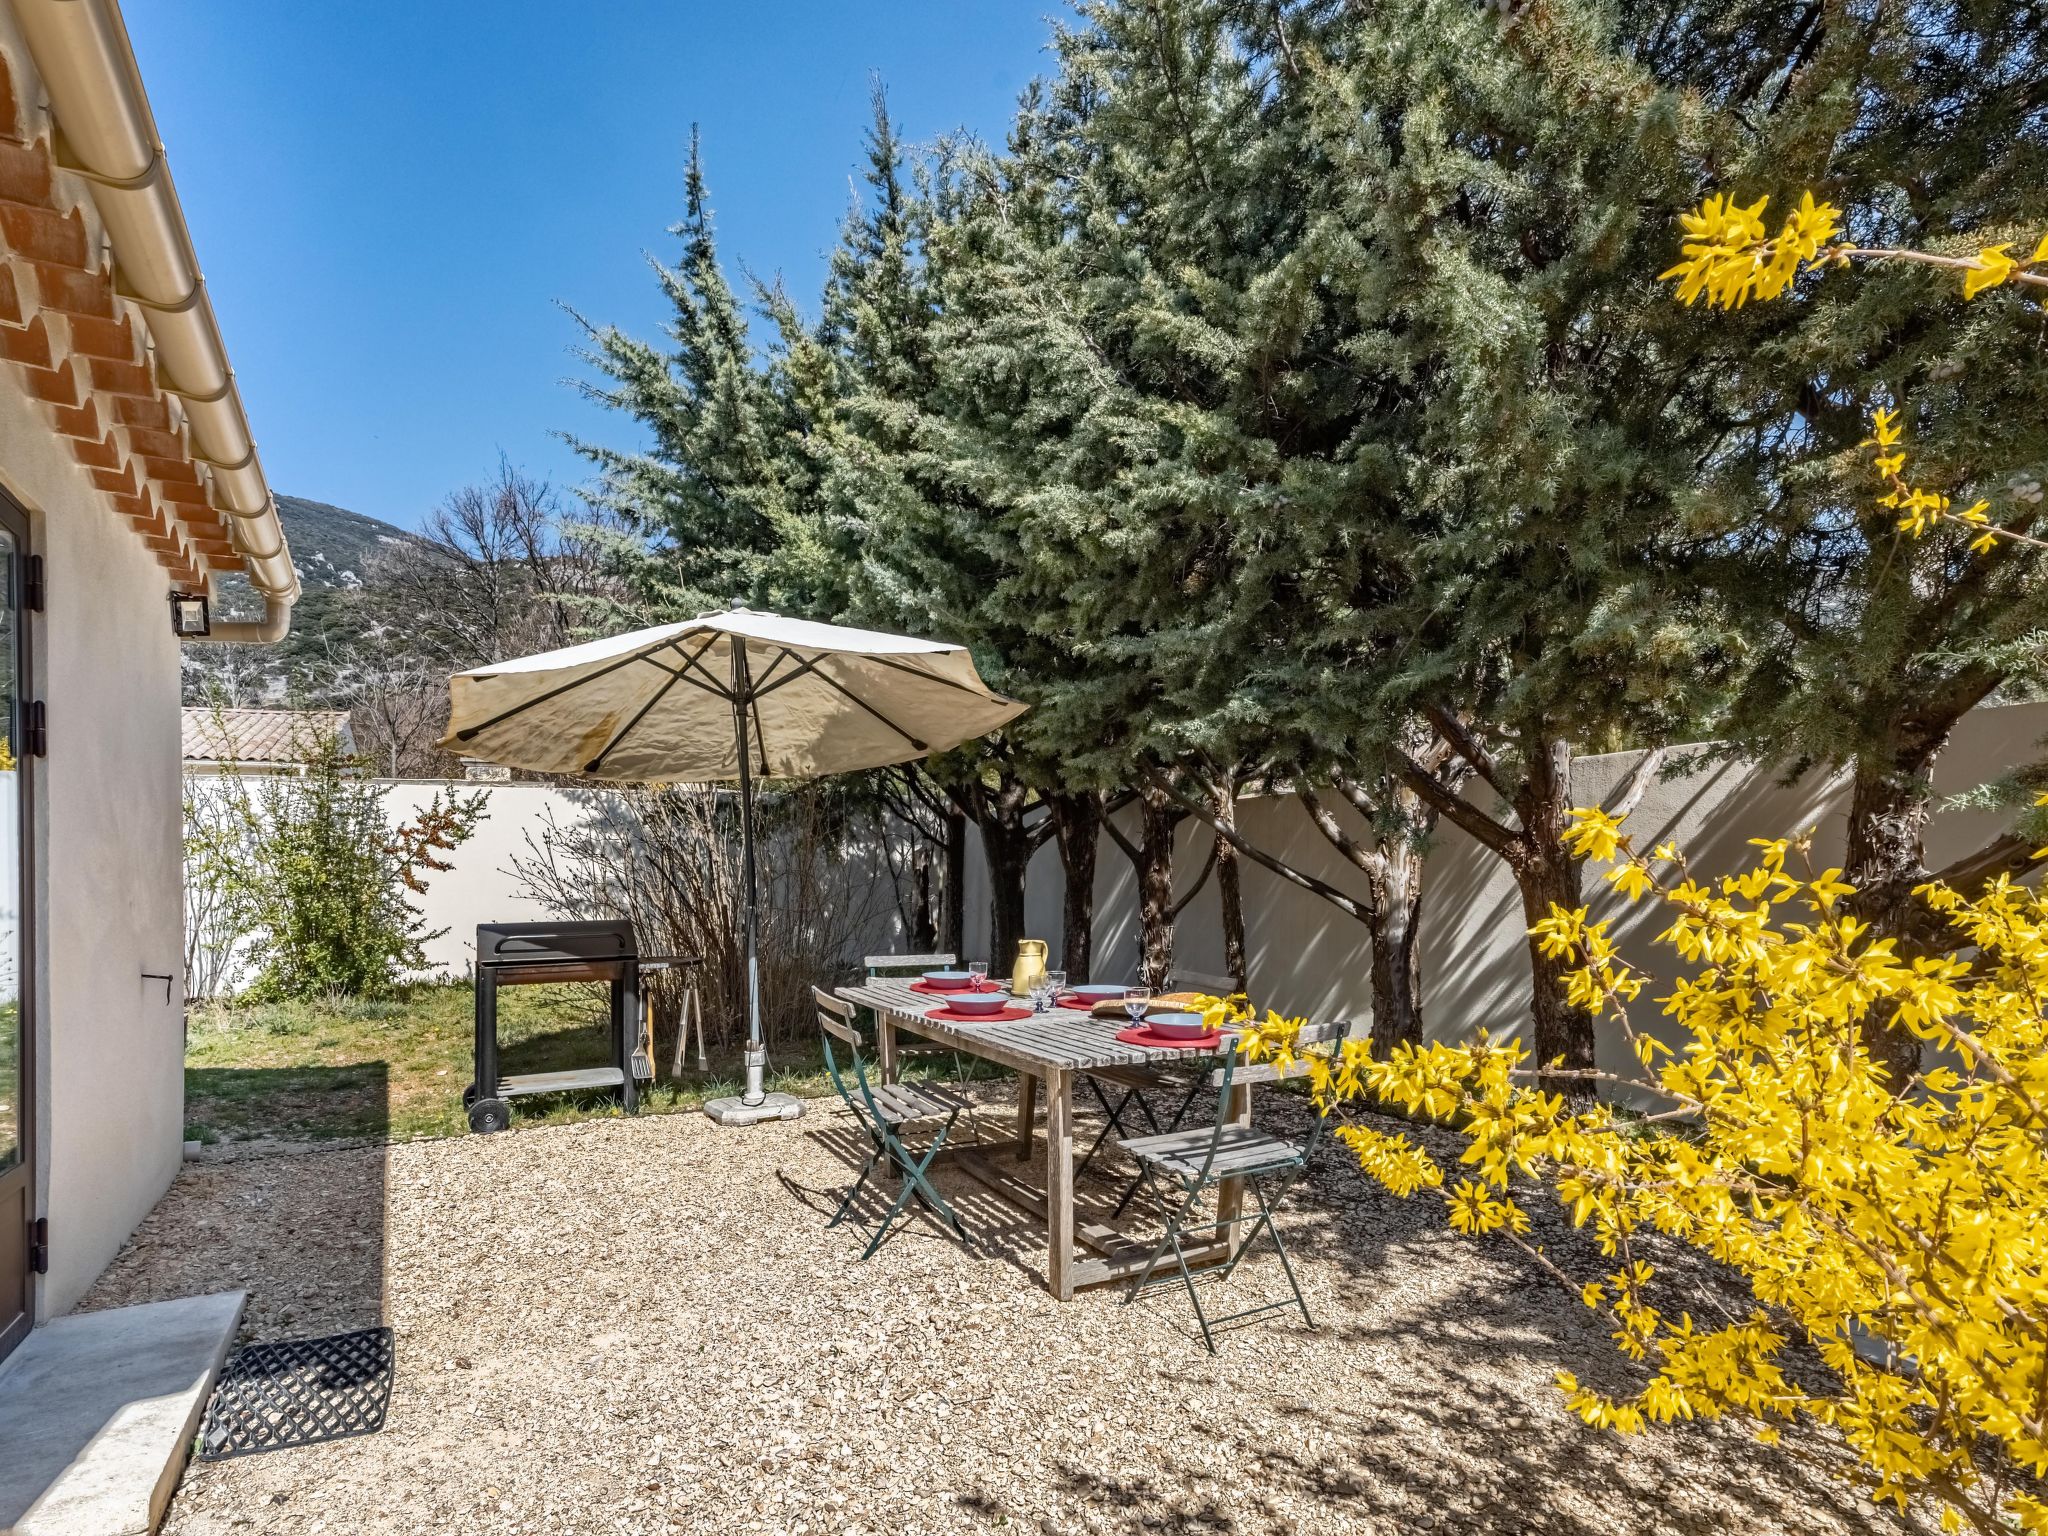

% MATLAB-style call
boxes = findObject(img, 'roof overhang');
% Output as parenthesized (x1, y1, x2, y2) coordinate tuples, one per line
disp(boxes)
(0, 0, 294, 642)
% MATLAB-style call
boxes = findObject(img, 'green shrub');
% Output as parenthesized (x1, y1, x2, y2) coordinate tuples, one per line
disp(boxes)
(197, 724, 486, 1001)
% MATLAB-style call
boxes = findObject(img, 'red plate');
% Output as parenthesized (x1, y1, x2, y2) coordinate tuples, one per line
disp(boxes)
(909, 978, 1005, 996)
(1116, 1024, 1223, 1050)
(928, 1003, 1035, 1023)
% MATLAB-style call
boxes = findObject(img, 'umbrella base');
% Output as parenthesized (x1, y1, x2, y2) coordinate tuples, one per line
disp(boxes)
(703, 1091, 806, 1127)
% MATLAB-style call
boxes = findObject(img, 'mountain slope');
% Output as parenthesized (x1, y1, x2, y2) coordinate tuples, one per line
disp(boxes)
(273, 494, 422, 591)
(183, 494, 420, 703)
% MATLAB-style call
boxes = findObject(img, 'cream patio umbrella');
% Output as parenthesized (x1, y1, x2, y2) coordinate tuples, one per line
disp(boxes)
(443, 603, 1026, 1124)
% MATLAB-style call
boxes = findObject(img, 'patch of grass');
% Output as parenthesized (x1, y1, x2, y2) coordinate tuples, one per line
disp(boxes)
(184, 982, 1002, 1145)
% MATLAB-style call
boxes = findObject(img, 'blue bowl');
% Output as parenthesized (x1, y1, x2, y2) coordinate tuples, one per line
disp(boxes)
(1146, 1011, 1209, 1040)
(922, 970, 976, 991)
(944, 990, 1011, 1015)
(1071, 983, 1131, 1003)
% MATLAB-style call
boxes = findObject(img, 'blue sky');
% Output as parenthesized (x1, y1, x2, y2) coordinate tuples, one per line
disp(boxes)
(126, 2, 1056, 530)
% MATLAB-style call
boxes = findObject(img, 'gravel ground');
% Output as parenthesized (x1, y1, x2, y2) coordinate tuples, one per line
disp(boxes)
(81, 1090, 1927, 1536)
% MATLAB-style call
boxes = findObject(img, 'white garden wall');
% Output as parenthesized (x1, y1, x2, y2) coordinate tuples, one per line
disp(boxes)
(186, 779, 923, 991)
(190, 699, 2045, 1071)
(974, 701, 2047, 1075)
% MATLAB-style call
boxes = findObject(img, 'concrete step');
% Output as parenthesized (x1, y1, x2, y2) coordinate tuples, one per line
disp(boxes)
(0, 1290, 245, 1536)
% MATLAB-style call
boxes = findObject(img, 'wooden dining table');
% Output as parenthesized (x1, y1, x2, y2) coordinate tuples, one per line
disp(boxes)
(837, 977, 1253, 1300)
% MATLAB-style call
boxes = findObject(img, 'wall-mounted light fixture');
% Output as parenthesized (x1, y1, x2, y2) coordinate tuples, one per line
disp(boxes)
(168, 591, 211, 638)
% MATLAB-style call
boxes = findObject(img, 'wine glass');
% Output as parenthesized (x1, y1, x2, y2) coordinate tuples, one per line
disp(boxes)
(1046, 969, 1067, 1008)
(1030, 976, 1054, 1013)
(968, 961, 989, 990)
(1123, 986, 1153, 1026)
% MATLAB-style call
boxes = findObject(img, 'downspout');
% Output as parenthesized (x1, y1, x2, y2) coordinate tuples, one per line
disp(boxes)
(13, 0, 296, 643)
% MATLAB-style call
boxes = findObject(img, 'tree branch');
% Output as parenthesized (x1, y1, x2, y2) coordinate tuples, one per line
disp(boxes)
(1298, 782, 1388, 881)
(1143, 770, 1377, 925)
(1605, 746, 1669, 820)
(1025, 801, 1059, 854)
(1167, 837, 1218, 919)
(1932, 830, 2040, 895)
(942, 779, 986, 825)
(1395, 750, 1519, 858)
(1101, 806, 1142, 866)
(1425, 705, 1504, 795)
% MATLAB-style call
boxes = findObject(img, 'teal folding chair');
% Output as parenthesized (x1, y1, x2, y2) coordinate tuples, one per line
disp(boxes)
(863, 950, 988, 1133)
(1120, 1019, 1348, 1352)
(814, 986, 974, 1260)
(1078, 968, 1241, 1194)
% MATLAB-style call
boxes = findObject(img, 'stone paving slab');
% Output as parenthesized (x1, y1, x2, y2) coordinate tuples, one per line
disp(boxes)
(0, 1290, 244, 1535)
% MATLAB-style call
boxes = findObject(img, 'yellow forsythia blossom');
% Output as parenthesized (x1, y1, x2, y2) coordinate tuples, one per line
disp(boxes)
(1864, 403, 2027, 555)
(1659, 191, 1840, 309)
(1964, 243, 2017, 299)
(1661, 189, 2047, 308)
(1246, 820, 2048, 1532)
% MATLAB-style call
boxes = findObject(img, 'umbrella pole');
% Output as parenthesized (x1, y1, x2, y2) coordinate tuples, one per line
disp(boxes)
(703, 629, 802, 1127)
(733, 637, 766, 1107)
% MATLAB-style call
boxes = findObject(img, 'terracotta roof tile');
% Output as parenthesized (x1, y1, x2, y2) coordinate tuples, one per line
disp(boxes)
(181, 708, 354, 767)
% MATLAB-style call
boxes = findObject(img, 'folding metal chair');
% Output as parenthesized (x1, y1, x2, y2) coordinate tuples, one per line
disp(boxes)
(814, 987, 974, 1260)
(1077, 967, 1242, 1193)
(860, 951, 961, 1073)
(861, 950, 995, 1132)
(1120, 1019, 1347, 1352)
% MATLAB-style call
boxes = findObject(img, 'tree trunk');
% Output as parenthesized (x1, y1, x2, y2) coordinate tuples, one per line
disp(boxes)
(1135, 789, 1182, 988)
(1366, 839, 1427, 1050)
(909, 844, 937, 952)
(1844, 744, 1946, 1086)
(1210, 775, 1247, 989)
(982, 819, 1030, 977)
(1169, 761, 1452, 1041)
(1049, 792, 1101, 984)
(941, 804, 966, 959)
(1510, 738, 1589, 1084)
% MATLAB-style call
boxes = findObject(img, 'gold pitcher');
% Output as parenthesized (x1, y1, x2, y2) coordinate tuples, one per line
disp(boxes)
(1009, 938, 1049, 998)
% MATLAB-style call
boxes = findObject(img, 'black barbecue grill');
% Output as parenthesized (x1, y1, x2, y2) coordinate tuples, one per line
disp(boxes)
(467, 920, 674, 1133)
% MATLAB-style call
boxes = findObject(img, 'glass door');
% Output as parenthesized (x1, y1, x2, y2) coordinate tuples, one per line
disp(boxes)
(0, 506, 30, 1364)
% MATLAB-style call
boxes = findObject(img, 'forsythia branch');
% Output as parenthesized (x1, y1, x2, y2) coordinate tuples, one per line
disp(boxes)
(1660, 191, 2048, 309)
(1241, 805, 2048, 1533)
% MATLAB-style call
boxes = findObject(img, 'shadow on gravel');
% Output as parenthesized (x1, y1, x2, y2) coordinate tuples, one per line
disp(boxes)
(79, 1137, 389, 1348)
(186, 1060, 394, 1146)
(788, 1080, 1916, 1536)
(790, 1111, 1067, 1287)
(1142, 1096, 1917, 1536)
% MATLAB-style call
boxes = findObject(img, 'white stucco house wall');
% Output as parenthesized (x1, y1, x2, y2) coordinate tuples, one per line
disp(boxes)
(0, 0, 296, 1371)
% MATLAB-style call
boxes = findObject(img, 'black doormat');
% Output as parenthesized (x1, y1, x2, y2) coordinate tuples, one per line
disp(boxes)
(197, 1326, 395, 1461)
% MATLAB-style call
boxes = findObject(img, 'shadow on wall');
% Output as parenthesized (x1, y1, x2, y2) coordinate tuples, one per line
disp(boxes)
(1047, 706, 2048, 1072)
(196, 702, 2048, 1064)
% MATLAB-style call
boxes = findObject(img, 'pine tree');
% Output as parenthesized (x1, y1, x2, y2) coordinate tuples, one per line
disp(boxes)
(808, 90, 1078, 974)
(903, 0, 1481, 1015)
(1643, 3, 2048, 1080)
(1256, 0, 2048, 1080)
(565, 128, 822, 617)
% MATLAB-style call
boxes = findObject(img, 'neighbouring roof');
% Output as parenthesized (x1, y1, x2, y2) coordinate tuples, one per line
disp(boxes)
(182, 708, 352, 768)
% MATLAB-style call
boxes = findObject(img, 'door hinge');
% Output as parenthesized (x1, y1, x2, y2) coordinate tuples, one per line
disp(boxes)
(23, 700, 44, 758)
(22, 554, 42, 614)
(28, 1217, 47, 1275)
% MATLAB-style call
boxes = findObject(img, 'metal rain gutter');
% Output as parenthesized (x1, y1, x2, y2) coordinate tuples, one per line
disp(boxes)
(13, 0, 297, 643)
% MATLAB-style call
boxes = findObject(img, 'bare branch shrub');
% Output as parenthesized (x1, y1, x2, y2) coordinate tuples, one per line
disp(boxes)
(287, 462, 648, 779)
(509, 784, 899, 1050)
(182, 773, 246, 1001)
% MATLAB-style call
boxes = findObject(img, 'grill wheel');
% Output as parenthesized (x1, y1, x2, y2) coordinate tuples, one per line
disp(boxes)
(467, 1098, 511, 1134)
